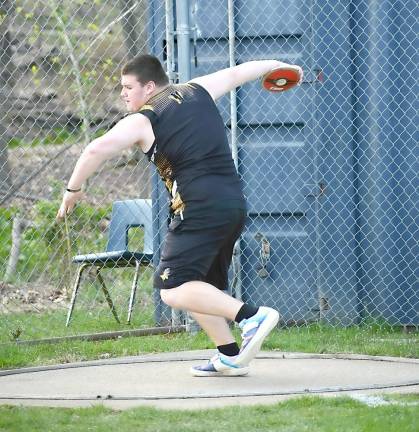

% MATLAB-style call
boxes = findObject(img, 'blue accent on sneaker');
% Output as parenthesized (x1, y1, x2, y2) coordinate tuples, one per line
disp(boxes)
(239, 310, 269, 352)
(194, 362, 217, 373)
(236, 307, 280, 366)
(219, 355, 240, 369)
(190, 353, 250, 377)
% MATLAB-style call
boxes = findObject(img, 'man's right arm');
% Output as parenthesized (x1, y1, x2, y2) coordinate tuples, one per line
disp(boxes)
(65, 113, 153, 191)
(189, 60, 303, 101)
(56, 113, 153, 220)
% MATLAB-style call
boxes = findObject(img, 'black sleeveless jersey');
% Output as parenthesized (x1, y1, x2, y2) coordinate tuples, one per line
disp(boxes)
(139, 83, 246, 220)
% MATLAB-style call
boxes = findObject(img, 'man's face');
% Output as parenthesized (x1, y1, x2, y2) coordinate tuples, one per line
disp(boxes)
(120, 74, 154, 112)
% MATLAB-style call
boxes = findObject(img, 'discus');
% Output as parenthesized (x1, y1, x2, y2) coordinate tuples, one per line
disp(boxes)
(262, 65, 303, 92)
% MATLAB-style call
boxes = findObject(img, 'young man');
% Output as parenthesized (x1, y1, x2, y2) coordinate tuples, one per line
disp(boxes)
(57, 54, 303, 376)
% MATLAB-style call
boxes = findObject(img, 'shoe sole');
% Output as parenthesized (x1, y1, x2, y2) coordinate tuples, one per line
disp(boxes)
(236, 307, 280, 366)
(190, 366, 250, 377)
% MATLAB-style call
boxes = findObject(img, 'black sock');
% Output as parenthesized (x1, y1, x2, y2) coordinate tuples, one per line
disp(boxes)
(235, 303, 259, 323)
(217, 342, 240, 357)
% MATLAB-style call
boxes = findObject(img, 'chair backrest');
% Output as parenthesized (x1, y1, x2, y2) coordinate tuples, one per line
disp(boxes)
(106, 199, 153, 254)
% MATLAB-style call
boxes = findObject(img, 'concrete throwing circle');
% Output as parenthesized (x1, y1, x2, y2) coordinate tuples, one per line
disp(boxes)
(1, 351, 418, 409)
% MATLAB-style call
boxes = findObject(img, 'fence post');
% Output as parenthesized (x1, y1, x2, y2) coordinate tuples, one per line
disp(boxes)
(173, 0, 200, 333)
(165, 0, 176, 83)
(5, 216, 24, 281)
(175, 0, 191, 84)
(227, 0, 243, 302)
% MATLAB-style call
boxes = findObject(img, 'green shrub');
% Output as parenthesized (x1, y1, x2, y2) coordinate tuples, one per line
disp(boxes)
(1, 200, 113, 285)
(7, 128, 76, 148)
(0, 207, 16, 277)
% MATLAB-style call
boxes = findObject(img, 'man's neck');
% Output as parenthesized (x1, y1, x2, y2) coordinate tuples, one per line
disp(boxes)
(146, 85, 170, 103)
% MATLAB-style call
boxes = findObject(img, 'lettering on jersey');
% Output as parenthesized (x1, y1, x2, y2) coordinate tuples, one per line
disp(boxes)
(168, 90, 184, 104)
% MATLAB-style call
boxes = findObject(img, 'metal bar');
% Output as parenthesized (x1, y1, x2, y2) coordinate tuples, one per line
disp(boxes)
(9, 326, 186, 346)
(66, 263, 89, 327)
(171, 0, 192, 328)
(165, 0, 176, 83)
(227, 0, 243, 301)
(174, 0, 200, 332)
(127, 260, 141, 323)
(96, 270, 121, 324)
(227, 0, 238, 170)
(175, 0, 191, 83)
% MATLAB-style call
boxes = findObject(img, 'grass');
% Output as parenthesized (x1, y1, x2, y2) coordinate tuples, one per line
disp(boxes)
(0, 323, 417, 370)
(2, 305, 155, 342)
(382, 393, 419, 404)
(1, 272, 155, 343)
(0, 314, 417, 431)
(0, 395, 417, 432)
(264, 323, 419, 358)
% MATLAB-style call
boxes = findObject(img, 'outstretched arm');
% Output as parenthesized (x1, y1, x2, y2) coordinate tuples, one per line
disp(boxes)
(56, 113, 153, 220)
(189, 60, 303, 100)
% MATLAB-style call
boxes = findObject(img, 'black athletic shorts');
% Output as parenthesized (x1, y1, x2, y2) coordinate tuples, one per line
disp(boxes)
(153, 206, 246, 291)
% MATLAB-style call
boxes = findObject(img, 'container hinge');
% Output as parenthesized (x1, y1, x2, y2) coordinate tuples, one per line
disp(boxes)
(304, 182, 326, 198)
(254, 232, 271, 278)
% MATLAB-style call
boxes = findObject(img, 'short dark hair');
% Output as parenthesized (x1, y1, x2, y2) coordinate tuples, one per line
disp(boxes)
(121, 54, 169, 87)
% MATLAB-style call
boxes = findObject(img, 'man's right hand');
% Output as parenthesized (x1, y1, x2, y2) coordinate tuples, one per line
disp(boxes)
(56, 191, 83, 222)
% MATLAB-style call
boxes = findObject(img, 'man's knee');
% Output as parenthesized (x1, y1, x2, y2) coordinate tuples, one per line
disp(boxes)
(160, 288, 178, 307)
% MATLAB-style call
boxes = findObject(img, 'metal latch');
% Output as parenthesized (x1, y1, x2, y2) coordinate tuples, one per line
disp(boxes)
(301, 68, 324, 84)
(311, 297, 331, 313)
(304, 182, 326, 198)
(254, 232, 271, 278)
(190, 0, 199, 67)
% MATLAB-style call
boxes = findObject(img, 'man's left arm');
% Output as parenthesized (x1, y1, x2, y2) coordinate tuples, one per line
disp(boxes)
(189, 60, 303, 101)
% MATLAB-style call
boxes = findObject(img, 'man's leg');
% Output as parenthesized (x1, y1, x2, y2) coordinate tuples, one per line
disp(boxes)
(160, 280, 279, 370)
(157, 209, 279, 372)
(189, 311, 236, 346)
(161, 282, 250, 376)
(160, 280, 243, 321)
(188, 311, 249, 377)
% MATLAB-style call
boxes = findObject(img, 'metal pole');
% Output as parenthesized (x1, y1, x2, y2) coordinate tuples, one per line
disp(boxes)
(168, 0, 182, 327)
(165, 0, 176, 83)
(228, 0, 238, 170)
(175, 0, 191, 83)
(174, 0, 199, 332)
(228, 0, 242, 301)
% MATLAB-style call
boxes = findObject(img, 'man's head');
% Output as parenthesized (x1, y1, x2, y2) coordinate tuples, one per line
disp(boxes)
(120, 54, 169, 111)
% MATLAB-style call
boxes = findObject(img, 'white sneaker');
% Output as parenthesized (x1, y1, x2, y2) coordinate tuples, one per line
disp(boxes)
(190, 353, 250, 377)
(236, 307, 280, 366)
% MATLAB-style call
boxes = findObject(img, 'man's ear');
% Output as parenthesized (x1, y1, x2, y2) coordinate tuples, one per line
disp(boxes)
(146, 81, 156, 95)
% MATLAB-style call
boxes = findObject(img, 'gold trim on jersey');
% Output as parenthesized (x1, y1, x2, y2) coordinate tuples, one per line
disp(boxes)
(139, 104, 155, 112)
(168, 90, 184, 104)
(154, 154, 186, 216)
(164, 178, 185, 215)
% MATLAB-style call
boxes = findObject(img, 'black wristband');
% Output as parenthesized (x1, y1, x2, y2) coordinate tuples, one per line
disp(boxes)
(66, 187, 82, 193)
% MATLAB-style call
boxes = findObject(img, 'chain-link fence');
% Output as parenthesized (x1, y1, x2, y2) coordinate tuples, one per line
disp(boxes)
(0, 0, 417, 345)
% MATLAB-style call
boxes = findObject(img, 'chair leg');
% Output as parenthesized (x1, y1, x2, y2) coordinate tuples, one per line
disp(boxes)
(66, 263, 88, 327)
(127, 261, 141, 324)
(96, 270, 120, 323)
